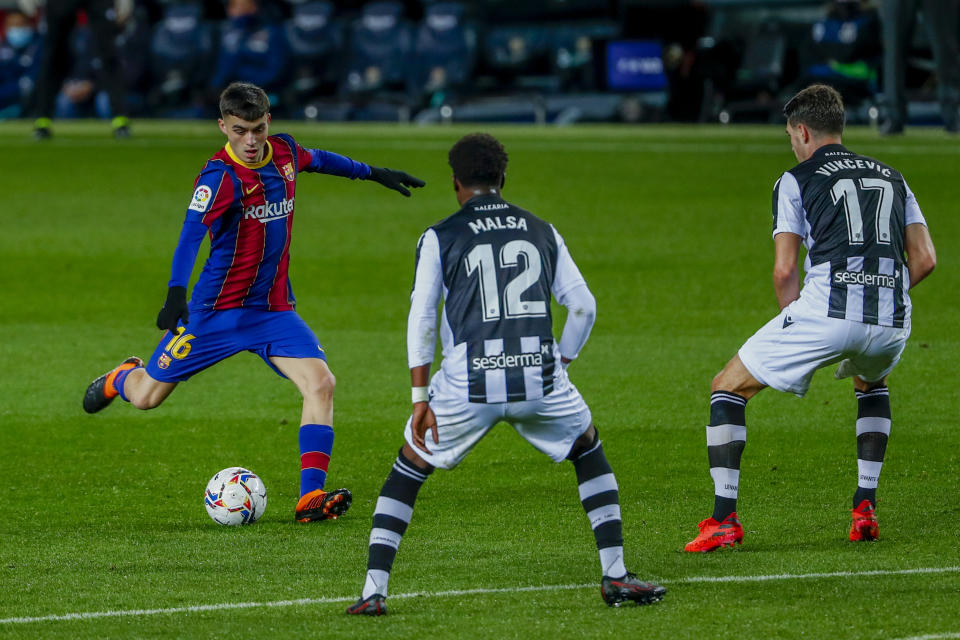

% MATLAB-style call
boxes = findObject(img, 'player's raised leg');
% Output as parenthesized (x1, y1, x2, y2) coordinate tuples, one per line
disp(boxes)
(849, 376, 890, 541)
(269, 356, 352, 523)
(83, 357, 178, 413)
(347, 443, 434, 616)
(685, 355, 764, 552)
(567, 425, 665, 606)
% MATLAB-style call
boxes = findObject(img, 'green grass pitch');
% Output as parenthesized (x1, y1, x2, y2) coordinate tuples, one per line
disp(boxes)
(0, 120, 957, 639)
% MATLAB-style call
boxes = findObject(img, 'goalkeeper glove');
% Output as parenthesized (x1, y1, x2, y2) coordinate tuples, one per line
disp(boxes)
(367, 166, 425, 197)
(156, 286, 189, 332)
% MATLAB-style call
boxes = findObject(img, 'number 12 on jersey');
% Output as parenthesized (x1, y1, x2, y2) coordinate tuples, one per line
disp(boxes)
(465, 240, 547, 322)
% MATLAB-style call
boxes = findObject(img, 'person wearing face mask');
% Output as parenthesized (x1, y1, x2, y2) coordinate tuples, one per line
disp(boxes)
(209, 0, 289, 111)
(0, 10, 41, 118)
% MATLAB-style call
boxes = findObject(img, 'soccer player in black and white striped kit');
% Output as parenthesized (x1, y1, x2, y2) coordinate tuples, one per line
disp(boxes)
(685, 85, 937, 552)
(346, 133, 665, 615)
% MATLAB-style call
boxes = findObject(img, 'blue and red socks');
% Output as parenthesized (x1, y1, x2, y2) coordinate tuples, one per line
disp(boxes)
(109, 363, 141, 402)
(299, 424, 334, 497)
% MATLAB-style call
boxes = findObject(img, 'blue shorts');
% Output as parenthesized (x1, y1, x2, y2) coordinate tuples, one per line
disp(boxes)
(145, 308, 326, 383)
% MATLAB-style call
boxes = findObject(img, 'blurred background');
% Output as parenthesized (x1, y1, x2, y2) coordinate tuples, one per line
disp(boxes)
(0, 0, 956, 127)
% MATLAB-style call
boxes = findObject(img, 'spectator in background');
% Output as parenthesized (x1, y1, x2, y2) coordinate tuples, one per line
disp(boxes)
(0, 10, 42, 118)
(111, 4, 152, 116)
(210, 0, 289, 108)
(32, 0, 132, 138)
(54, 23, 98, 119)
(879, 0, 960, 134)
(148, 3, 215, 118)
(51, 4, 150, 120)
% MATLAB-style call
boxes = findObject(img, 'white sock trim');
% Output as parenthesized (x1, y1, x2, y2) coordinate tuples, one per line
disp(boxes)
(362, 569, 390, 599)
(857, 460, 883, 489)
(599, 546, 627, 579)
(710, 467, 740, 499)
(586, 504, 621, 530)
(856, 417, 891, 437)
(706, 423, 747, 446)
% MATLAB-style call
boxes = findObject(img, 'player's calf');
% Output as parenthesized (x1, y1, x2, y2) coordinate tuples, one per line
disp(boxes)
(851, 385, 889, 536)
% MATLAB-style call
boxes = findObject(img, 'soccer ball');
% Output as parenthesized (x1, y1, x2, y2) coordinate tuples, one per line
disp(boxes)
(204, 467, 268, 526)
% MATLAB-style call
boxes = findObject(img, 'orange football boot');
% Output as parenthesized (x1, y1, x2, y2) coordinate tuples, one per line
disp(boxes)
(83, 356, 143, 413)
(295, 487, 352, 523)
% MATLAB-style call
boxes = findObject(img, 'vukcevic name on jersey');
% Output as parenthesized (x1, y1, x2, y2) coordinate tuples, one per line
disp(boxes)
(772, 144, 927, 328)
(180, 134, 369, 311)
(408, 194, 587, 404)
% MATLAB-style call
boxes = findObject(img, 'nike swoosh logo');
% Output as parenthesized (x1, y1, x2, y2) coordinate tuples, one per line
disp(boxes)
(244, 184, 259, 195)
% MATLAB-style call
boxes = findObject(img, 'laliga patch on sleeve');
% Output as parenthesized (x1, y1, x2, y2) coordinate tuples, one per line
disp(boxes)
(188, 185, 213, 212)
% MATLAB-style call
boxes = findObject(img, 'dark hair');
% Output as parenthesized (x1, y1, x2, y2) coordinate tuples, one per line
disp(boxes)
(219, 82, 270, 121)
(783, 84, 845, 136)
(448, 133, 508, 188)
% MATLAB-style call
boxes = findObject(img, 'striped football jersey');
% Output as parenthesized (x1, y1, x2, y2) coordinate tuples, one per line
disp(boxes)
(183, 134, 368, 311)
(408, 193, 587, 403)
(772, 144, 927, 328)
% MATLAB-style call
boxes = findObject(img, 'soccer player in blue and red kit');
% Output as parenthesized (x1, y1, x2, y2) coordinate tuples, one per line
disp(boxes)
(83, 82, 425, 523)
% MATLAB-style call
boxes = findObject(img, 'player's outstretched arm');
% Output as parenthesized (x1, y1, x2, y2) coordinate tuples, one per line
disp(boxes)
(366, 166, 426, 197)
(905, 223, 936, 290)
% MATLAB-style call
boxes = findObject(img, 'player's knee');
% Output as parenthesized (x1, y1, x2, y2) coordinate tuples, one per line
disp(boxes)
(854, 376, 887, 392)
(306, 369, 336, 401)
(567, 424, 598, 460)
(400, 443, 433, 472)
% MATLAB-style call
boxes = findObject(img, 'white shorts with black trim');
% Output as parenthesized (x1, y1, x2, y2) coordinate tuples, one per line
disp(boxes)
(738, 296, 910, 397)
(403, 366, 592, 470)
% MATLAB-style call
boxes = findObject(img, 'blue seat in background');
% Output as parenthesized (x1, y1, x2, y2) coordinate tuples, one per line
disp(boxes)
(412, 2, 475, 101)
(150, 3, 213, 115)
(343, 1, 413, 95)
(284, 1, 343, 102)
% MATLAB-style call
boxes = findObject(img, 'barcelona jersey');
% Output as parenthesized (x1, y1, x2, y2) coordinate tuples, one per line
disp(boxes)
(177, 134, 370, 311)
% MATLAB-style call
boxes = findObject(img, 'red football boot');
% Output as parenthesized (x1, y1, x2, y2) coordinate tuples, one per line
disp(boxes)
(684, 512, 744, 552)
(849, 500, 879, 541)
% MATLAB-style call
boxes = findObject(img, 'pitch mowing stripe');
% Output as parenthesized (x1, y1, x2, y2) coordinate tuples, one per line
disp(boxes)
(2, 566, 957, 625)
(6, 137, 960, 156)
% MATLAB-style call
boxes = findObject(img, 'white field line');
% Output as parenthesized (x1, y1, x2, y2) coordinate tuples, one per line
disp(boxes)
(679, 565, 960, 583)
(891, 635, 960, 640)
(1, 566, 957, 625)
